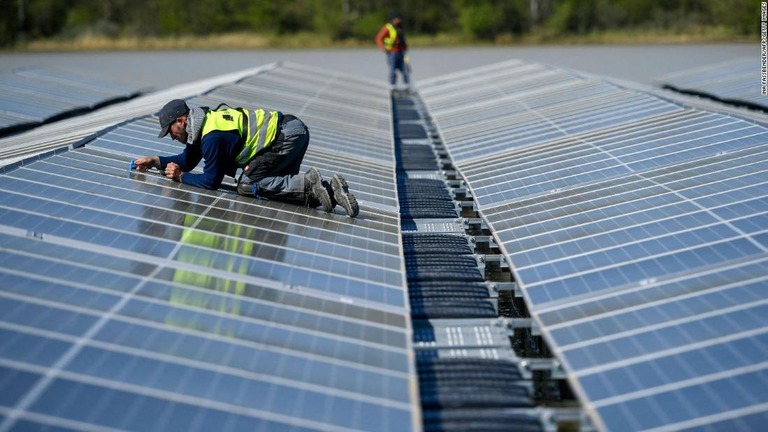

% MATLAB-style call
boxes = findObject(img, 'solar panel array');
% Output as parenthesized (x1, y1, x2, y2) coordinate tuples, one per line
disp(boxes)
(419, 59, 768, 431)
(0, 67, 144, 137)
(656, 57, 767, 111)
(0, 63, 419, 431)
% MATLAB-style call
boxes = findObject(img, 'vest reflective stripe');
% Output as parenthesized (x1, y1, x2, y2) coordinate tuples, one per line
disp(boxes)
(201, 107, 280, 165)
(239, 108, 280, 163)
(384, 23, 397, 51)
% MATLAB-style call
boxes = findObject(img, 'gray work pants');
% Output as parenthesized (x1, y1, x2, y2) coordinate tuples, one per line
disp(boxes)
(238, 115, 310, 204)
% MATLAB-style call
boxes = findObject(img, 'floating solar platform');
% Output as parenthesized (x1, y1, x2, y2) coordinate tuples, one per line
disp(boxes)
(390, 87, 553, 432)
(6, 56, 768, 432)
(0, 63, 419, 431)
(656, 57, 768, 112)
(0, 67, 145, 138)
(420, 59, 768, 432)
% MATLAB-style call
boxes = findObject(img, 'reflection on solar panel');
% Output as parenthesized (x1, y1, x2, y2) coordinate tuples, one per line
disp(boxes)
(0, 67, 144, 137)
(419, 59, 768, 431)
(0, 63, 418, 431)
(656, 57, 767, 111)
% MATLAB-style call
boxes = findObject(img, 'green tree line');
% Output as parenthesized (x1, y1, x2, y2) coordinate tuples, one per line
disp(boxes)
(0, 0, 755, 48)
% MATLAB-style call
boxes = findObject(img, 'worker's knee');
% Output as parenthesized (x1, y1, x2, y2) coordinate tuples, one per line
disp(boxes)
(237, 179, 255, 197)
(244, 152, 281, 180)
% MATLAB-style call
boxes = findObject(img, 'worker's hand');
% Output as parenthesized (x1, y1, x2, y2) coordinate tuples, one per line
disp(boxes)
(133, 156, 160, 172)
(165, 162, 183, 182)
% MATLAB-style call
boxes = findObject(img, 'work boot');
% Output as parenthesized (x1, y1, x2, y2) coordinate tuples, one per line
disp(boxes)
(329, 174, 359, 217)
(305, 167, 333, 212)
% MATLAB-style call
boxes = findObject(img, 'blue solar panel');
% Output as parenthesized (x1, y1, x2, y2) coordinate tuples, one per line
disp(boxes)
(657, 57, 766, 111)
(420, 59, 768, 432)
(0, 63, 417, 431)
(0, 67, 143, 136)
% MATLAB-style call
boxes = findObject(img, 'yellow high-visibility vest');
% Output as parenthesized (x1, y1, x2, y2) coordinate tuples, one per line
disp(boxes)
(201, 107, 280, 165)
(383, 23, 398, 51)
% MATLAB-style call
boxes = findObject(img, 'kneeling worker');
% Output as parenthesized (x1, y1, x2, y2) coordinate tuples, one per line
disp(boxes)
(133, 99, 359, 217)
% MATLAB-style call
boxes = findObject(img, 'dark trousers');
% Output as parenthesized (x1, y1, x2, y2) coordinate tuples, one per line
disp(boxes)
(238, 115, 310, 204)
(387, 51, 409, 85)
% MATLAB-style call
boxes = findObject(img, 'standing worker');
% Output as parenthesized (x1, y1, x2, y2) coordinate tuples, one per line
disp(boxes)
(375, 12, 410, 90)
(132, 99, 359, 217)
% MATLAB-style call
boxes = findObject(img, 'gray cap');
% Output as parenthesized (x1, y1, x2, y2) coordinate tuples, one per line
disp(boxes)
(157, 99, 189, 138)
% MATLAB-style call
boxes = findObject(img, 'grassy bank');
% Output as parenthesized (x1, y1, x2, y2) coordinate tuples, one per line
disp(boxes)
(8, 27, 753, 52)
